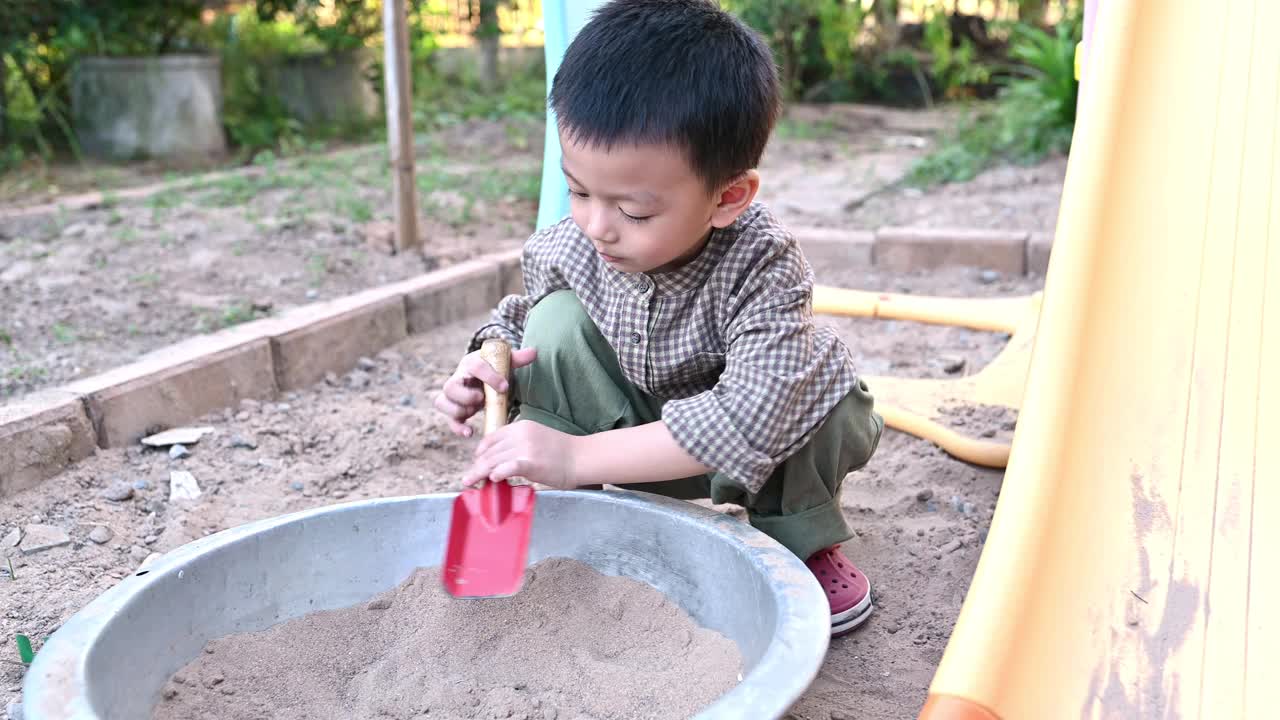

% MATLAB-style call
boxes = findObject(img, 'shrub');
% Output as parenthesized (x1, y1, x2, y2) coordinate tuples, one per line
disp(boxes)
(909, 12, 1080, 185)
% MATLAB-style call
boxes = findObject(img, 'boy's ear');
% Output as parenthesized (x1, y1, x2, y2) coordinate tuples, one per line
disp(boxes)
(710, 170, 761, 229)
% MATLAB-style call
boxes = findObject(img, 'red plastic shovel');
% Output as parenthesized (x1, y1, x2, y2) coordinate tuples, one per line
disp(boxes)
(442, 339, 537, 598)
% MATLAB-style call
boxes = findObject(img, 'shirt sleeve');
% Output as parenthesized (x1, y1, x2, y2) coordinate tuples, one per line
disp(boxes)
(468, 226, 568, 353)
(662, 246, 857, 494)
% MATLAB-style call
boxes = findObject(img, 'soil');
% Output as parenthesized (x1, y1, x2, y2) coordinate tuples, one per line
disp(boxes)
(0, 104, 1066, 404)
(151, 558, 740, 720)
(1, 263, 1045, 720)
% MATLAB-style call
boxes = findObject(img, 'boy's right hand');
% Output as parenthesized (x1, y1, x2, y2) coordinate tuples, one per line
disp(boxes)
(433, 346, 538, 437)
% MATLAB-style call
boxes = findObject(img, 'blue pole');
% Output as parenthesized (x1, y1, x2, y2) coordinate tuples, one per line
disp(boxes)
(535, 0, 607, 231)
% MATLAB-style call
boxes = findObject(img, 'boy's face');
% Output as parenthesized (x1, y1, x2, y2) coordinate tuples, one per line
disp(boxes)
(560, 131, 757, 274)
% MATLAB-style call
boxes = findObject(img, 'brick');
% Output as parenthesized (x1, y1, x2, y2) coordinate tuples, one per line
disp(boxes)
(492, 248, 525, 297)
(402, 259, 503, 334)
(793, 227, 875, 269)
(271, 294, 407, 391)
(67, 333, 277, 448)
(874, 227, 1028, 274)
(0, 391, 98, 497)
(1027, 231, 1054, 275)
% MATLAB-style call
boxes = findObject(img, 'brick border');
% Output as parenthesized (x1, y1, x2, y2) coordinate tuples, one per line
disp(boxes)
(0, 248, 520, 497)
(794, 226, 1053, 276)
(2, 225, 1053, 497)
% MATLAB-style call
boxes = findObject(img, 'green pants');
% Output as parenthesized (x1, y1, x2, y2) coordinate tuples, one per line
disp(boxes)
(513, 290, 884, 560)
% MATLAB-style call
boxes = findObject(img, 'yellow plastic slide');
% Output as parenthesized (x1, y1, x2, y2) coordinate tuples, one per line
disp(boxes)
(919, 0, 1279, 717)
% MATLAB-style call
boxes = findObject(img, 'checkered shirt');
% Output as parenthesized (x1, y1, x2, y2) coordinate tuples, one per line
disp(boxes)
(470, 203, 860, 493)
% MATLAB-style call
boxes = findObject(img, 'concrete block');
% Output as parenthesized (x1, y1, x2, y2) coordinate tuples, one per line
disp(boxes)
(1028, 231, 1054, 275)
(67, 334, 277, 448)
(0, 391, 97, 497)
(271, 295, 407, 391)
(403, 260, 503, 334)
(793, 227, 875, 269)
(874, 227, 1028, 274)
(493, 248, 526, 297)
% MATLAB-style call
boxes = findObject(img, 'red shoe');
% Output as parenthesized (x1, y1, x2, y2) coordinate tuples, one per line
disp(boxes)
(807, 545, 873, 636)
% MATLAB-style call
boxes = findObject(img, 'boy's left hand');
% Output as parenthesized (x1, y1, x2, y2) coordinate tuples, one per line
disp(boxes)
(463, 421, 580, 490)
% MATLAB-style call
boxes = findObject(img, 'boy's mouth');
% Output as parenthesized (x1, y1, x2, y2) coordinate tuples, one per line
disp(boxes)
(597, 250, 624, 264)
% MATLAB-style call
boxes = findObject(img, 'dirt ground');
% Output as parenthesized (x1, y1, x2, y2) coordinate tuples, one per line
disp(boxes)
(1, 260, 1043, 719)
(0, 104, 1066, 404)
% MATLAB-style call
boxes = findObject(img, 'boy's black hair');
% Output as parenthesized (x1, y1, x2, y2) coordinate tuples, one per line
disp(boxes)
(549, 0, 781, 191)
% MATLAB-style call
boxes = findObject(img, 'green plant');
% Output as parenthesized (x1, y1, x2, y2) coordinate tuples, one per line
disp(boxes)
(220, 302, 257, 328)
(51, 323, 77, 344)
(0, 329, 12, 346)
(909, 14, 1080, 185)
(923, 6, 992, 100)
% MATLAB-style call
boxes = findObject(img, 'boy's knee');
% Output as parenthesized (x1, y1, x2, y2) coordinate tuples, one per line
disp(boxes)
(524, 290, 595, 350)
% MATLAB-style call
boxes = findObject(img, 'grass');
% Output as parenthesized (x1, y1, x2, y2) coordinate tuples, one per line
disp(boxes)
(0, 329, 11, 346)
(220, 302, 258, 328)
(306, 253, 328, 284)
(51, 323, 77, 344)
(775, 116, 842, 141)
(5, 364, 48, 383)
(130, 272, 159, 287)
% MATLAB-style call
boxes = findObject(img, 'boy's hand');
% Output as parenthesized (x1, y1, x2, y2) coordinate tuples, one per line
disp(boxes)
(463, 421, 580, 490)
(434, 346, 537, 437)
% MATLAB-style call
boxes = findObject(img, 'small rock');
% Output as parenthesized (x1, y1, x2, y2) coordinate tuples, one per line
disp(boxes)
(962, 502, 977, 516)
(940, 355, 966, 374)
(366, 597, 393, 610)
(230, 436, 258, 450)
(6, 701, 23, 720)
(88, 526, 114, 544)
(290, 482, 305, 492)
(102, 481, 135, 502)
(240, 398, 261, 410)
(979, 269, 1001, 284)
(981, 428, 997, 438)
(168, 444, 190, 460)
(19, 524, 71, 555)
(162, 687, 179, 700)
(1, 528, 21, 548)
(142, 427, 214, 448)
(169, 471, 202, 502)
(324, 371, 340, 386)
(357, 356, 377, 371)
(133, 479, 151, 491)
(251, 298, 274, 312)
(204, 673, 225, 688)
(941, 539, 964, 554)
(305, 289, 319, 300)
(144, 535, 158, 545)
(138, 552, 162, 570)
(61, 221, 89, 238)
(399, 395, 414, 407)
(347, 370, 371, 389)
(277, 403, 292, 412)
(883, 623, 902, 635)
(915, 488, 934, 502)
(235, 411, 251, 422)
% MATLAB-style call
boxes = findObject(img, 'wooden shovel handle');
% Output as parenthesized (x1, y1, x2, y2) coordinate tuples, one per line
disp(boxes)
(479, 339, 511, 436)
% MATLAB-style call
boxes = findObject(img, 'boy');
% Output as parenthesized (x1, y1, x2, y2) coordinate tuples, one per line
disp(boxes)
(433, 0, 883, 636)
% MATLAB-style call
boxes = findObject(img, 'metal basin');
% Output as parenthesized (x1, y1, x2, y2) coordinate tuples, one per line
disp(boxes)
(24, 490, 829, 719)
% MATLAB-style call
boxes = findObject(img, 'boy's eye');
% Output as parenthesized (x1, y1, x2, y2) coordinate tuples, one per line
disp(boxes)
(620, 208, 652, 224)
(568, 189, 589, 199)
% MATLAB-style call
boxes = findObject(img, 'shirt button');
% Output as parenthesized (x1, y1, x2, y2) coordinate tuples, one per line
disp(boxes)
(631, 332, 642, 344)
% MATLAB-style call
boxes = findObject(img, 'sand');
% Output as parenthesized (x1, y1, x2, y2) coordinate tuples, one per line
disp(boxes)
(150, 558, 741, 720)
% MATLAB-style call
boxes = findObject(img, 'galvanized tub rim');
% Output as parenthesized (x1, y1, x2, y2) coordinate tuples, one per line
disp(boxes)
(25, 490, 829, 719)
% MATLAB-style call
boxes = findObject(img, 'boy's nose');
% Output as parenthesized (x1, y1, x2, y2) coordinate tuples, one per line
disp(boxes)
(584, 206, 616, 244)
